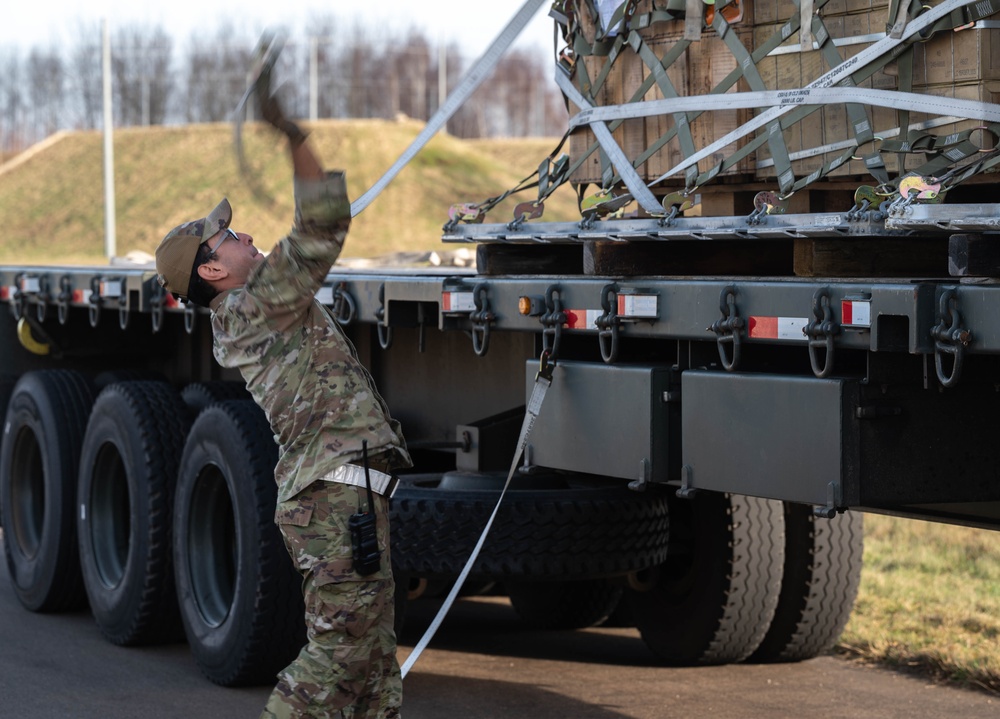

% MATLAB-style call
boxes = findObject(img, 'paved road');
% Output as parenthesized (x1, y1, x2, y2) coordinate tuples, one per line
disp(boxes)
(1, 533, 996, 718)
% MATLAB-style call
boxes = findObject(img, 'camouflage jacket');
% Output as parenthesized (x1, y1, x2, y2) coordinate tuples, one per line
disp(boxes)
(209, 171, 410, 503)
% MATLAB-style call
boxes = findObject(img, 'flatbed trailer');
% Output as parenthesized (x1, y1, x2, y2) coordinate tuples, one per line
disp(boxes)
(2, 0, 999, 689)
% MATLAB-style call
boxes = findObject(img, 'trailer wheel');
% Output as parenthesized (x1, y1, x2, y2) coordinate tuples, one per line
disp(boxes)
(747, 504, 863, 663)
(389, 472, 669, 579)
(0, 370, 94, 612)
(174, 401, 305, 686)
(180, 381, 250, 416)
(505, 579, 623, 629)
(626, 491, 784, 665)
(77, 381, 190, 645)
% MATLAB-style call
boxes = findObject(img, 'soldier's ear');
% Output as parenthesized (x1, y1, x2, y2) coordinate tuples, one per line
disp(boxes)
(197, 262, 228, 283)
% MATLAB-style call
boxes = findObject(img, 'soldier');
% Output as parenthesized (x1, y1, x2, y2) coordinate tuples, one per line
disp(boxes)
(153, 73, 410, 719)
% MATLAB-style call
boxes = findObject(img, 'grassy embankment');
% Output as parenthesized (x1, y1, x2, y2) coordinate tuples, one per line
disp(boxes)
(0, 119, 579, 264)
(1, 121, 998, 695)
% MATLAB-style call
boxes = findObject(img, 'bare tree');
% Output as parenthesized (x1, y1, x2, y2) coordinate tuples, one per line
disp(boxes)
(183, 24, 254, 123)
(0, 50, 26, 153)
(67, 22, 103, 130)
(1, 17, 568, 147)
(26, 46, 65, 138)
(112, 25, 174, 126)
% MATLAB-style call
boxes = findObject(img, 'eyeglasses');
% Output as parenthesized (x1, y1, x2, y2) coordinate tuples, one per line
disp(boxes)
(207, 227, 239, 254)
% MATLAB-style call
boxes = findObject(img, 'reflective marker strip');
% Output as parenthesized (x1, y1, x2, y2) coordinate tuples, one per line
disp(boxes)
(618, 294, 658, 318)
(748, 316, 808, 341)
(19, 277, 40, 293)
(72, 289, 92, 304)
(442, 291, 476, 313)
(99, 280, 122, 298)
(565, 309, 602, 330)
(0, 286, 11, 301)
(841, 300, 872, 327)
(315, 286, 334, 305)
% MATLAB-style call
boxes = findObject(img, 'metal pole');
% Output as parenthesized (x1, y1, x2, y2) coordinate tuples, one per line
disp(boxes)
(310, 36, 318, 122)
(102, 18, 116, 260)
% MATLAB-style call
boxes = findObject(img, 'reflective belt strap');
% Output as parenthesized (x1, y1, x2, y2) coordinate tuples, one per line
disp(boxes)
(400, 358, 555, 679)
(320, 463, 397, 497)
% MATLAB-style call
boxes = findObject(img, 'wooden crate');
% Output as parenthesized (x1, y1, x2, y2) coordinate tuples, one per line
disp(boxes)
(568, 0, 753, 186)
(569, 26, 754, 185)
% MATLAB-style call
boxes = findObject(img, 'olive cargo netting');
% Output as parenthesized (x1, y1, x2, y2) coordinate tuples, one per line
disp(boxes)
(446, 0, 1000, 227)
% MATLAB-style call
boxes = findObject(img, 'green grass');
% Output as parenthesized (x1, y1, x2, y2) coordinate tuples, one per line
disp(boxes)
(0, 119, 580, 265)
(839, 513, 1000, 695)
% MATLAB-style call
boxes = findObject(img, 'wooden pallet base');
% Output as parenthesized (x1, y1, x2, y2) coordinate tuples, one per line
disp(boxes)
(949, 234, 1000, 277)
(584, 240, 793, 276)
(793, 237, 949, 277)
(475, 236, 954, 278)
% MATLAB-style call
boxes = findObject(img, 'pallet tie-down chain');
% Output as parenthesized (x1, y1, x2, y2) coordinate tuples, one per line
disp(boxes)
(399, 350, 557, 679)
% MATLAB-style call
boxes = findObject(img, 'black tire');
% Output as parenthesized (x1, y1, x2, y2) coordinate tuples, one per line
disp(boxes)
(77, 381, 190, 645)
(174, 401, 305, 687)
(0, 375, 16, 528)
(748, 504, 864, 663)
(626, 491, 785, 665)
(389, 472, 669, 579)
(180, 381, 250, 417)
(506, 579, 623, 630)
(0, 370, 94, 612)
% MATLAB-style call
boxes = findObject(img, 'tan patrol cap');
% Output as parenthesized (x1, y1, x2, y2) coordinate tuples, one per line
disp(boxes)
(155, 198, 232, 298)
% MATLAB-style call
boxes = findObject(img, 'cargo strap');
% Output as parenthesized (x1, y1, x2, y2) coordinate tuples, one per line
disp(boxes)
(399, 351, 556, 679)
(234, 0, 548, 214)
(350, 0, 549, 216)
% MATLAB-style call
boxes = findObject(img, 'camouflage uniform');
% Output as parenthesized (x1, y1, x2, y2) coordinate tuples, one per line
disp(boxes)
(209, 171, 411, 719)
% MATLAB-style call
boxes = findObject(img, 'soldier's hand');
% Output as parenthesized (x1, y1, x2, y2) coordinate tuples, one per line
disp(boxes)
(256, 62, 308, 148)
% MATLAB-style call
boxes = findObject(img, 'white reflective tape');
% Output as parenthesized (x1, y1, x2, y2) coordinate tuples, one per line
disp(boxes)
(315, 286, 334, 305)
(748, 316, 809, 341)
(841, 300, 871, 327)
(100, 280, 122, 298)
(442, 291, 476, 313)
(20, 277, 40, 293)
(618, 294, 658, 318)
(564, 309, 602, 330)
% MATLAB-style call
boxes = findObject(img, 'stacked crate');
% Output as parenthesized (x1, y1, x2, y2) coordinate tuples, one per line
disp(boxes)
(753, 0, 1000, 181)
(568, 0, 754, 186)
(564, 0, 1000, 192)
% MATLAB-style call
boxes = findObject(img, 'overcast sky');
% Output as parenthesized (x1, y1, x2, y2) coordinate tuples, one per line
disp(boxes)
(2, 0, 556, 57)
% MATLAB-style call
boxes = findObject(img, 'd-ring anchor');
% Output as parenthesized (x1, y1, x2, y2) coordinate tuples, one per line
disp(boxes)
(804, 287, 840, 378)
(375, 283, 392, 350)
(709, 285, 743, 371)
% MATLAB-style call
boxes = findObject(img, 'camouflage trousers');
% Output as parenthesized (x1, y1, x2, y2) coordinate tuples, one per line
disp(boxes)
(263, 480, 402, 719)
